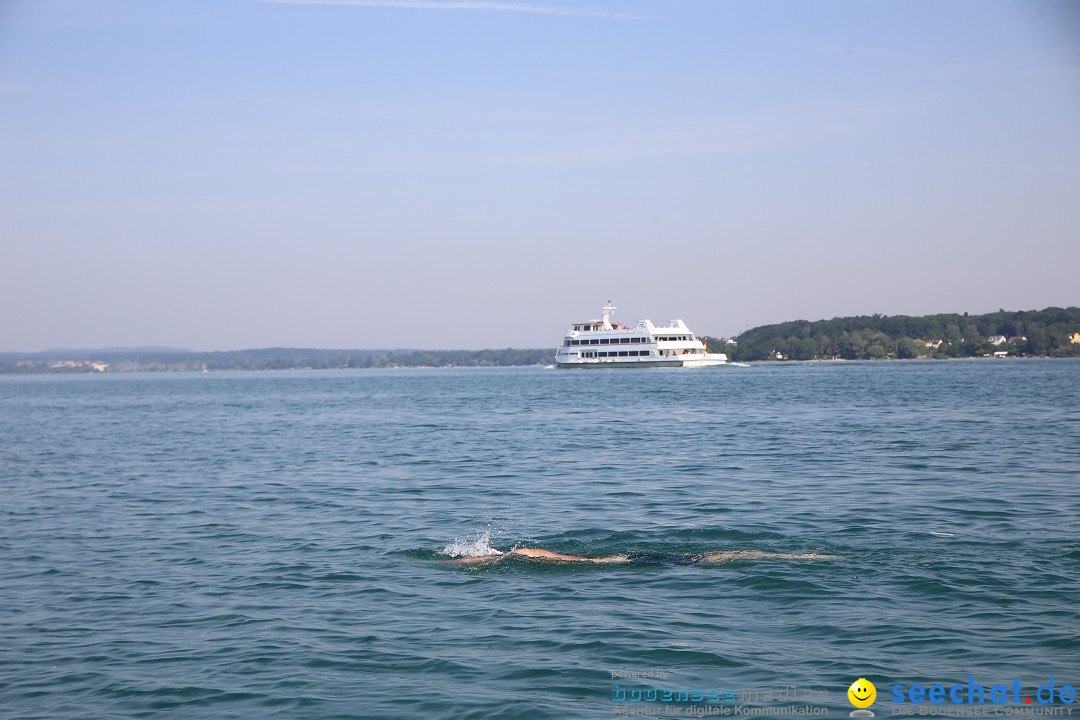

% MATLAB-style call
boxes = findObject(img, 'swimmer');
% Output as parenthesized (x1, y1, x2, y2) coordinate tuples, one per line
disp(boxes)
(447, 547, 833, 565)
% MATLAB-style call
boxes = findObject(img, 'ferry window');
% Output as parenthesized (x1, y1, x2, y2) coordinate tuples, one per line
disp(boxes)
(619, 351, 628, 357)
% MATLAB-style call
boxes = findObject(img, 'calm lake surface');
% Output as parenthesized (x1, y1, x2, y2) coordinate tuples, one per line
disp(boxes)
(2, 361, 1079, 719)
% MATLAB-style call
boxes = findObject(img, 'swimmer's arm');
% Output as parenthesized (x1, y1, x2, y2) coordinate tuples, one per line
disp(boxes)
(510, 548, 628, 563)
(449, 556, 502, 565)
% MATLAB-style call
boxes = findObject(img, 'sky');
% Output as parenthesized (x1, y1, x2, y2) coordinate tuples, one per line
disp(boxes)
(1, 0, 1078, 351)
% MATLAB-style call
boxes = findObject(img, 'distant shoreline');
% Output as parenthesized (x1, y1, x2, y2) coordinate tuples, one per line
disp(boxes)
(5, 305, 1079, 373)
(0, 347, 553, 374)
(2, 353, 1077, 375)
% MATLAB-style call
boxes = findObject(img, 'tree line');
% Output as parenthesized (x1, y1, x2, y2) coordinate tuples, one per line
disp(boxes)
(704, 307, 1080, 361)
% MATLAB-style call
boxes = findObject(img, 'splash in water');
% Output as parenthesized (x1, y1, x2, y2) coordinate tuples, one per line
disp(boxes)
(441, 530, 505, 558)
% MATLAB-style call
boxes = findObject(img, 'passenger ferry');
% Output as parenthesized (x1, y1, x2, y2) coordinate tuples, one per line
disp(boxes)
(554, 302, 728, 369)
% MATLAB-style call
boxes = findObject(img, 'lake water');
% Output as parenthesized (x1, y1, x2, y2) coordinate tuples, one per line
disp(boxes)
(2, 360, 1079, 719)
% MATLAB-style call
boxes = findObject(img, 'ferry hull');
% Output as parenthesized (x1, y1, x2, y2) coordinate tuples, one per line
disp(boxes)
(555, 355, 728, 369)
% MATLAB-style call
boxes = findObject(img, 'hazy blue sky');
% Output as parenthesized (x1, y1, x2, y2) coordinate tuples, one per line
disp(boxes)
(2, 0, 1078, 350)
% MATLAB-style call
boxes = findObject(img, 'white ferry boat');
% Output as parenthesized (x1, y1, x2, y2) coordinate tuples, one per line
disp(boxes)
(554, 302, 728, 369)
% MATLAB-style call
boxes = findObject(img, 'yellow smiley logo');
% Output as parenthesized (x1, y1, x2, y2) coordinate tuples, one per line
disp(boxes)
(848, 678, 877, 708)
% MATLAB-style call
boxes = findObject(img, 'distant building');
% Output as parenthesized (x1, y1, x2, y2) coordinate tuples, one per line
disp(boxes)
(1071, 332, 1080, 345)
(922, 339, 943, 350)
(1008, 336, 1027, 344)
(45, 360, 106, 371)
(987, 335, 1008, 346)
(993, 351, 1008, 358)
